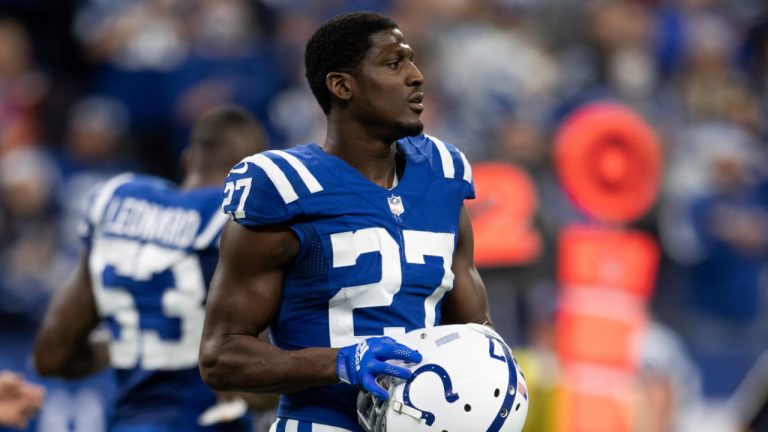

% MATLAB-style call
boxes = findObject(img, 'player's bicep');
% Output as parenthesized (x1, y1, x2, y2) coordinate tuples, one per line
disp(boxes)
(441, 206, 492, 326)
(203, 220, 299, 336)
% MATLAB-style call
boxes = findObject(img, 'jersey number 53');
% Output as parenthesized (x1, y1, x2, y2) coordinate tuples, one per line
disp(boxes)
(88, 237, 206, 370)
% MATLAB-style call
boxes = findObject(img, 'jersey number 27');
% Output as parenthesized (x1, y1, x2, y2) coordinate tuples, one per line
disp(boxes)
(329, 227, 455, 347)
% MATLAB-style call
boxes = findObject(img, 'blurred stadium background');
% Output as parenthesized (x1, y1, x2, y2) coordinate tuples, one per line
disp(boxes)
(1, 0, 768, 430)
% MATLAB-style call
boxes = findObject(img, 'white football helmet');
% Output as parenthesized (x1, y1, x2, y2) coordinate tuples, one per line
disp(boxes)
(357, 324, 528, 432)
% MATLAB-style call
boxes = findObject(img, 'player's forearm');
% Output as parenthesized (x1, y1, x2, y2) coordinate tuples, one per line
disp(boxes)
(62, 340, 109, 378)
(199, 334, 339, 393)
(34, 339, 108, 379)
(34, 254, 104, 378)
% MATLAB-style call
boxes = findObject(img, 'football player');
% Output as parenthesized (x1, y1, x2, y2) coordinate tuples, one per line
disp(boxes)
(34, 105, 268, 431)
(199, 12, 496, 432)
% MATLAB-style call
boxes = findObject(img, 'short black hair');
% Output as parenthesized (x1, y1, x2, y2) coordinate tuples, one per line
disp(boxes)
(304, 12, 398, 114)
(188, 105, 266, 174)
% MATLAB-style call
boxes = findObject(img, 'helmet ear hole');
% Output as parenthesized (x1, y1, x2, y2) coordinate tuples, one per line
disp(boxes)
(494, 388, 500, 398)
(464, 404, 471, 412)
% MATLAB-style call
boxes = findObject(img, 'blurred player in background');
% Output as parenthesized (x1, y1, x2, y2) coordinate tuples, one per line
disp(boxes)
(32, 105, 269, 432)
(199, 11, 498, 432)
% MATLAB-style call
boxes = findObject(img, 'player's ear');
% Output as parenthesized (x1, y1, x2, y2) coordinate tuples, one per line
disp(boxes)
(326, 72, 353, 103)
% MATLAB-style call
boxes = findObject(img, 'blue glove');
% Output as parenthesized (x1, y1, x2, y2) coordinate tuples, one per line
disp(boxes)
(336, 336, 422, 400)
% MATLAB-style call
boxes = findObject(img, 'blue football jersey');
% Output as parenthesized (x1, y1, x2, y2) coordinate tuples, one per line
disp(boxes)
(222, 134, 474, 430)
(81, 174, 250, 431)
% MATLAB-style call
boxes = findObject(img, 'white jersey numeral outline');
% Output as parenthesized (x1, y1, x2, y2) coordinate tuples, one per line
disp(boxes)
(328, 228, 455, 347)
(223, 178, 253, 219)
(89, 237, 206, 370)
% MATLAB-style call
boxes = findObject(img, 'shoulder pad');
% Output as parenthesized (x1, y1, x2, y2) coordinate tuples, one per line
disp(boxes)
(78, 173, 135, 240)
(223, 149, 324, 226)
(423, 134, 473, 185)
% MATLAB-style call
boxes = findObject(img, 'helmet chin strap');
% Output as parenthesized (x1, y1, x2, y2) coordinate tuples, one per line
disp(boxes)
(387, 398, 423, 421)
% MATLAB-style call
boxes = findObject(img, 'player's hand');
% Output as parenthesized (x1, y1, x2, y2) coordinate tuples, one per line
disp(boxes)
(0, 371, 45, 429)
(336, 336, 422, 401)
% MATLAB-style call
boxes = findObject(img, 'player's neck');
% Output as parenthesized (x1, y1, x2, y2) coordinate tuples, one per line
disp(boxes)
(180, 172, 223, 190)
(323, 124, 399, 188)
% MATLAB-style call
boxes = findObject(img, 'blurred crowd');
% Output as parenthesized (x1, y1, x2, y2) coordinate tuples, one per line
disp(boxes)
(1, 0, 768, 431)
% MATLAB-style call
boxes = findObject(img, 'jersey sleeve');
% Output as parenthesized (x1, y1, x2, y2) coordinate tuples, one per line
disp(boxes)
(222, 152, 307, 227)
(423, 134, 476, 200)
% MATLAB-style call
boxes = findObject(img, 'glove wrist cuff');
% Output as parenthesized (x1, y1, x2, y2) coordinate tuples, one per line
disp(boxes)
(336, 349, 352, 385)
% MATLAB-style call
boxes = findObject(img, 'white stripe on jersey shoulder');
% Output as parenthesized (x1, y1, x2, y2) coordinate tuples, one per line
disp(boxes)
(425, 134, 472, 183)
(426, 134, 455, 178)
(246, 153, 298, 203)
(458, 149, 473, 183)
(233, 151, 323, 204)
(282, 419, 299, 432)
(271, 149, 323, 193)
(193, 211, 229, 250)
(89, 173, 135, 226)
